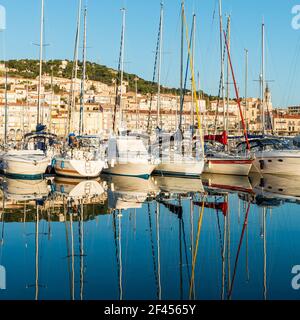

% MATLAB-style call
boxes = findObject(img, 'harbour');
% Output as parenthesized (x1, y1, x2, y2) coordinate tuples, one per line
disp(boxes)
(0, 173, 299, 300)
(0, 0, 300, 303)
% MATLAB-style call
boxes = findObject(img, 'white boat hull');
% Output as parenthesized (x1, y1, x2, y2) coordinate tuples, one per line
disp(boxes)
(250, 150, 300, 175)
(204, 158, 253, 176)
(2, 150, 49, 179)
(54, 158, 105, 178)
(154, 160, 204, 177)
(102, 162, 156, 179)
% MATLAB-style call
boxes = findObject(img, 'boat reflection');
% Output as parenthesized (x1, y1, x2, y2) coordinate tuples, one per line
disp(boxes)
(202, 173, 253, 195)
(53, 176, 105, 201)
(250, 173, 300, 205)
(1, 177, 51, 202)
(152, 175, 204, 195)
(102, 174, 159, 210)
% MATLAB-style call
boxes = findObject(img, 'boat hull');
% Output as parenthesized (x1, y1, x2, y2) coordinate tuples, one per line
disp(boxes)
(204, 158, 253, 176)
(54, 158, 105, 178)
(250, 151, 300, 175)
(102, 162, 156, 179)
(2, 152, 49, 180)
(154, 160, 204, 177)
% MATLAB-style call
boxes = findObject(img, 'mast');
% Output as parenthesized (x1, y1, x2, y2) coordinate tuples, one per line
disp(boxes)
(178, 1, 184, 131)
(134, 77, 139, 130)
(37, 0, 44, 126)
(261, 21, 265, 135)
(157, 2, 163, 129)
(119, 8, 126, 130)
(218, 0, 226, 131)
(79, 7, 87, 136)
(225, 15, 231, 133)
(67, 0, 82, 134)
(244, 49, 248, 129)
(191, 14, 196, 129)
(4, 66, 8, 146)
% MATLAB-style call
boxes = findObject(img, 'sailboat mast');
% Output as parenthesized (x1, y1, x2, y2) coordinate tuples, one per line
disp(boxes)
(37, 0, 44, 126)
(261, 21, 265, 135)
(79, 7, 87, 136)
(179, 1, 184, 131)
(219, 0, 226, 131)
(4, 66, 8, 146)
(191, 14, 196, 129)
(244, 49, 248, 128)
(67, 0, 82, 134)
(225, 15, 231, 133)
(157, 2, 163, 129)
(119, 8, 126, 129)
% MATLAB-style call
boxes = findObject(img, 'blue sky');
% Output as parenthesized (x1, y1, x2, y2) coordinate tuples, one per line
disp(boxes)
(0, 0, 300, 107)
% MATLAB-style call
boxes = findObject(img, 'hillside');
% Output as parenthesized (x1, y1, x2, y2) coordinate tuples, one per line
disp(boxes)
(2, 59, 215, 102)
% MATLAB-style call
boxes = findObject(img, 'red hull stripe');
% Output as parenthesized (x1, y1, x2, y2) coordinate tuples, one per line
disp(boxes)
(208, 160, 253, 165)
(203, 182, 253, 194)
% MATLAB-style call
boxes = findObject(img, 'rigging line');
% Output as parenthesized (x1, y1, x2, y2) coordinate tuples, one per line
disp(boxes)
(180, 15, 195, 131)
(227, 201, 251, 300)
(179, 206, 183, 300)
(118, 209, 123, 301)
(213, 19, 229, 136)
(163, 5, 182, 90)
(112, 210, 120, 298)
(63, 208, 73, 300)
(146, 5, 162, 134)
(147, 202, 159, 299)
(189, 196, 206, 300)
(181, 214, 192, 285)
(223, 29, 250, 151)
(183, 9, 204, 155)
(112, 10, 125, 134)
(67, 0, 82, 135)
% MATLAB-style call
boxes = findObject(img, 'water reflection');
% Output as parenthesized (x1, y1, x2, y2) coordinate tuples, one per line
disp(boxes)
(0, 173, 299, 300)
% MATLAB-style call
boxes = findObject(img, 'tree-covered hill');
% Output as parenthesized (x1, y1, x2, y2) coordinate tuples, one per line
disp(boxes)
(2, 59, 214, 103)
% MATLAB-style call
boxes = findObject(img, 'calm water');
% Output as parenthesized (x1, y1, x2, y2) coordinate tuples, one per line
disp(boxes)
(0, 173, 300, 300)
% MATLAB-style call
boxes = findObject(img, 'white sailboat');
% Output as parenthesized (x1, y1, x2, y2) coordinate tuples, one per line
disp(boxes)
(53, 7, 105, 178)
(103, 9, 156, 179)
(153, 2, 204, 177)
(1, 0, 50, 180)
(203, 7, 254, 176)
(236, 23, 300, 176)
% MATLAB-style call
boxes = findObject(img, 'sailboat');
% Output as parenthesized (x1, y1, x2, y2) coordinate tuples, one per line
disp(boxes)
(236, 22, 300, 176)
(0, 0, 50, 179)
(153, 2, 204, 178)
(103, 8, 157, 179)
(203, 3, 254, 176)
(53, 6, 106, 178)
